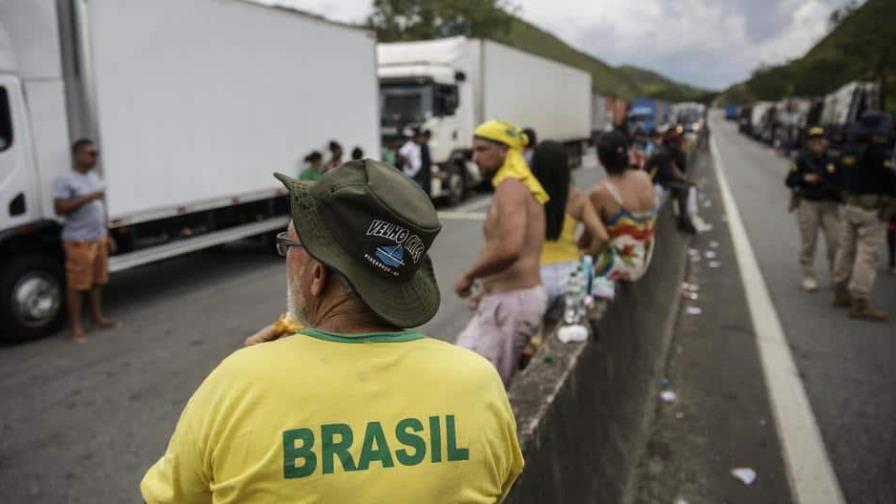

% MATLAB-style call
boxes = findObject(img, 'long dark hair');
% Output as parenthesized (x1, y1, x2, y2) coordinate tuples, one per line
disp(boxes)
(530, 141, 569, 240)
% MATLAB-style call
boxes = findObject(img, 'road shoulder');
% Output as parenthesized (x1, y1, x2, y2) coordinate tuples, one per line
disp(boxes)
(632, 145, 793, 504)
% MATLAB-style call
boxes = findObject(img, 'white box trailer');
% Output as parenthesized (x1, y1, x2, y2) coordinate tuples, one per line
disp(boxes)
(820, 81, 880, 128)
(0, 0, 379, 341)
(377, 37, 591, 203)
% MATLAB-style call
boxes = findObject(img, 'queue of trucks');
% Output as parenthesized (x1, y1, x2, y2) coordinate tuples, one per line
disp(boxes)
(727, 81, 882, 151)
(1, 0, 708, 342)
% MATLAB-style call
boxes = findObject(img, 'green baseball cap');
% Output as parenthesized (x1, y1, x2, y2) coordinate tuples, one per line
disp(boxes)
(274, 159, 442, 328)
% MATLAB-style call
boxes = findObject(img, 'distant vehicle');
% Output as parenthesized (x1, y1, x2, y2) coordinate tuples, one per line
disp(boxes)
(774, 98, 812, 152)
(0, 0, 380, 341)
(604, 96, 630, 131)
(628, 98, 670, 134)
(738, 105, 753, 135)
(591, 94, 611, 140)
(377, 37, 592, 203)
(724, 104, 740, 120)
(750, 101, 777, 143)
(671, 102, 706, 133)
(820, 81, 880, 129)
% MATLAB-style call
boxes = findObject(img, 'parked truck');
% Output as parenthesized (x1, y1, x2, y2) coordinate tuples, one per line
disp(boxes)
(627, 98, 670, 134)
(377, 36, 592, 203)
(0, 0, 380, 341)
(820, 81, 880, 129)
(591, 94, 611, 141)
(724, 104, 740, 121)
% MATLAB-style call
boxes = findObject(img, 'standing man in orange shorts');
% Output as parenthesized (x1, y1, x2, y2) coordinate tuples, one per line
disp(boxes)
(52, 139, 121, 342)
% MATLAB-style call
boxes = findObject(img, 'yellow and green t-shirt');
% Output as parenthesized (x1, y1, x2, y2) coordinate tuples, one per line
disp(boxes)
(140, 328, 524, 503)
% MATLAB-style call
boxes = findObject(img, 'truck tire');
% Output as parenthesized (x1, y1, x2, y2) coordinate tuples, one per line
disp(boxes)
(0, 255, 65, 343)
(446, 162, 466, 207)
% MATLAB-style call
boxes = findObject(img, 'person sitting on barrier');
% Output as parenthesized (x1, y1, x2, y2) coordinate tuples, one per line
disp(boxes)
(142, 160, 524, 503)
(646, 128, 697, 234)
(531, 140, 603, 319)
(581, 131, 658, 282)
(454, 120, 549, 388)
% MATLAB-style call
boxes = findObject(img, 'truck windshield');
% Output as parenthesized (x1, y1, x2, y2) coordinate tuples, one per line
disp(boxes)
(380, 83, 433, 126)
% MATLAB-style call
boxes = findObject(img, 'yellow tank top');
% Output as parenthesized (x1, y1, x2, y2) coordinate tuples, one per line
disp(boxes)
(541, 213, 581, 264)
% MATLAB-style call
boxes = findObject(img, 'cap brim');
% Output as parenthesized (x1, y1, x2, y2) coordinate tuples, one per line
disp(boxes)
(274, 173, 440, 328)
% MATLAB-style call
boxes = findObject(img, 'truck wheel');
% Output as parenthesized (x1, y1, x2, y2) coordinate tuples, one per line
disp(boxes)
(0, 255, 65, 343)
(446, 163, 466, 207)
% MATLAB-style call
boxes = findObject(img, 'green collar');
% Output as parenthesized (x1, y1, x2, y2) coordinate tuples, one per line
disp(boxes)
(299, 327, 425, 344)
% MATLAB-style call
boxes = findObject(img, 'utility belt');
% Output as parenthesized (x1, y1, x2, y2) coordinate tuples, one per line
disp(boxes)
(844, 193, 887, 210)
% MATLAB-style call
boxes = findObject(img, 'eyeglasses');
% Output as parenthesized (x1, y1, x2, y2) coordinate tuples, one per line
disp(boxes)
(276, 232, 304, 257)
(85, 150, 99, 158)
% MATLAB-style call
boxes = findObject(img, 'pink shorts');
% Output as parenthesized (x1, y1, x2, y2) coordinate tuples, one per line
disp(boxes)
(456, 285, 547, 388)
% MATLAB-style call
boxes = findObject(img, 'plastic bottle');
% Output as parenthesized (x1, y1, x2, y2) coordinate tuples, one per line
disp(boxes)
(581, 254, 595, 296)
(563, 270, 582, 325)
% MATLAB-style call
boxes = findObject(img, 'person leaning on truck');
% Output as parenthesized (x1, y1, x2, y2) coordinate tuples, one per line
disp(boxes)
(52, 139, 121, 343)
(785, 126, 842, 292)
(141, 160, 524, 503)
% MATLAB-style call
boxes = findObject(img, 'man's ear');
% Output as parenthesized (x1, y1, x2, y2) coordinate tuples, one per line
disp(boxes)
(309, 260, 328, 298)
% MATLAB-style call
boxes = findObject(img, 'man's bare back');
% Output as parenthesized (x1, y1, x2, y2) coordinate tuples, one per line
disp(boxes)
(480, 178, 545, 293)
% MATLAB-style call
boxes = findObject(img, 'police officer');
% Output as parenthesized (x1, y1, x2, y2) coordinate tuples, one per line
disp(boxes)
(786, 126, 842, 291)
(831, 111, 896, 321)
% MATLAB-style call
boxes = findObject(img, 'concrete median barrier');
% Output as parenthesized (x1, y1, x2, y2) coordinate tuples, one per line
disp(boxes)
(505, 195, 688, 503)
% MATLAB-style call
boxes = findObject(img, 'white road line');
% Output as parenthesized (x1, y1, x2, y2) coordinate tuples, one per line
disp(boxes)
(710, 133, 845, 504)
(437, 210, 486, 221)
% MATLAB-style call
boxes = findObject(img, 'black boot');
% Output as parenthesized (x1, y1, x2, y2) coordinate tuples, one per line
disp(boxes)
(678, 218, 697, 235)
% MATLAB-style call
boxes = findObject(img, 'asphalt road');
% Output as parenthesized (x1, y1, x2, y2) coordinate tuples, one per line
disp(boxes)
(712, 114, 896, 503)
(635, 114, 896, 503)
(0, 153, 603, 502)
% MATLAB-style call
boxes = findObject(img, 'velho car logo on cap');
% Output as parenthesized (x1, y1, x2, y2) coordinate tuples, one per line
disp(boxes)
(364, 219, 426, 277)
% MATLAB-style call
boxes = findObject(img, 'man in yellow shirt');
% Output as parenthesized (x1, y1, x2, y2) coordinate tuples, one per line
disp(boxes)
(140, 159, 524, 503)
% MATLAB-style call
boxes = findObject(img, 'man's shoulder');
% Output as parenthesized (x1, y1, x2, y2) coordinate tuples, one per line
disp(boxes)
(414, 337, 506, 384)
(53, 170, 75, 184)
(494, 177, 529, 199)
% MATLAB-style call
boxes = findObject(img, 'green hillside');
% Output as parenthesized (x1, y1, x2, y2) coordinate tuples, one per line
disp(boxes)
(492, 16, 709, 101)
(720, 0, 896, 109)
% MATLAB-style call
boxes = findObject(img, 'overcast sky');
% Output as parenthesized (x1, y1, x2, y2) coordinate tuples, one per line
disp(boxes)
(260, 0, 859, 90)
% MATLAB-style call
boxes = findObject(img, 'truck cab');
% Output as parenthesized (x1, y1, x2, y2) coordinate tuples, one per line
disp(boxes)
(0, 6, 71, 341)
(378, 64, 477, 205)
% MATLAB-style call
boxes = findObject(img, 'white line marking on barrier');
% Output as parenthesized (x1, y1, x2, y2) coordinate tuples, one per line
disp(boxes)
(437, 210, 487, 221)
(710, 131, 845, 504)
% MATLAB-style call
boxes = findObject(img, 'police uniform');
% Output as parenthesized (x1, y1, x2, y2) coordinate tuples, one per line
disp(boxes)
(831, 120, 896, 320)
(785, 134, 842, 287)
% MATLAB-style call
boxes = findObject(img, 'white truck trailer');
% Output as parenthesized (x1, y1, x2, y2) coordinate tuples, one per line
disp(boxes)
(377, 37, 592, 203)
(820, 81, 880, 128)
(0, 0, 380, 341)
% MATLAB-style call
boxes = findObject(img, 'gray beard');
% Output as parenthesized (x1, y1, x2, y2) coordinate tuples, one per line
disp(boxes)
(286, 275, 309, 326)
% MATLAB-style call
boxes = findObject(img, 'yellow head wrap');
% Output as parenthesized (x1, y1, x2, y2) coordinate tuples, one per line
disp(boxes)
(474, 119, 549, 205)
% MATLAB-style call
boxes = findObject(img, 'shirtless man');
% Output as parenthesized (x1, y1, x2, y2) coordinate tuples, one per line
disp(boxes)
(455, 120, 549, 387)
